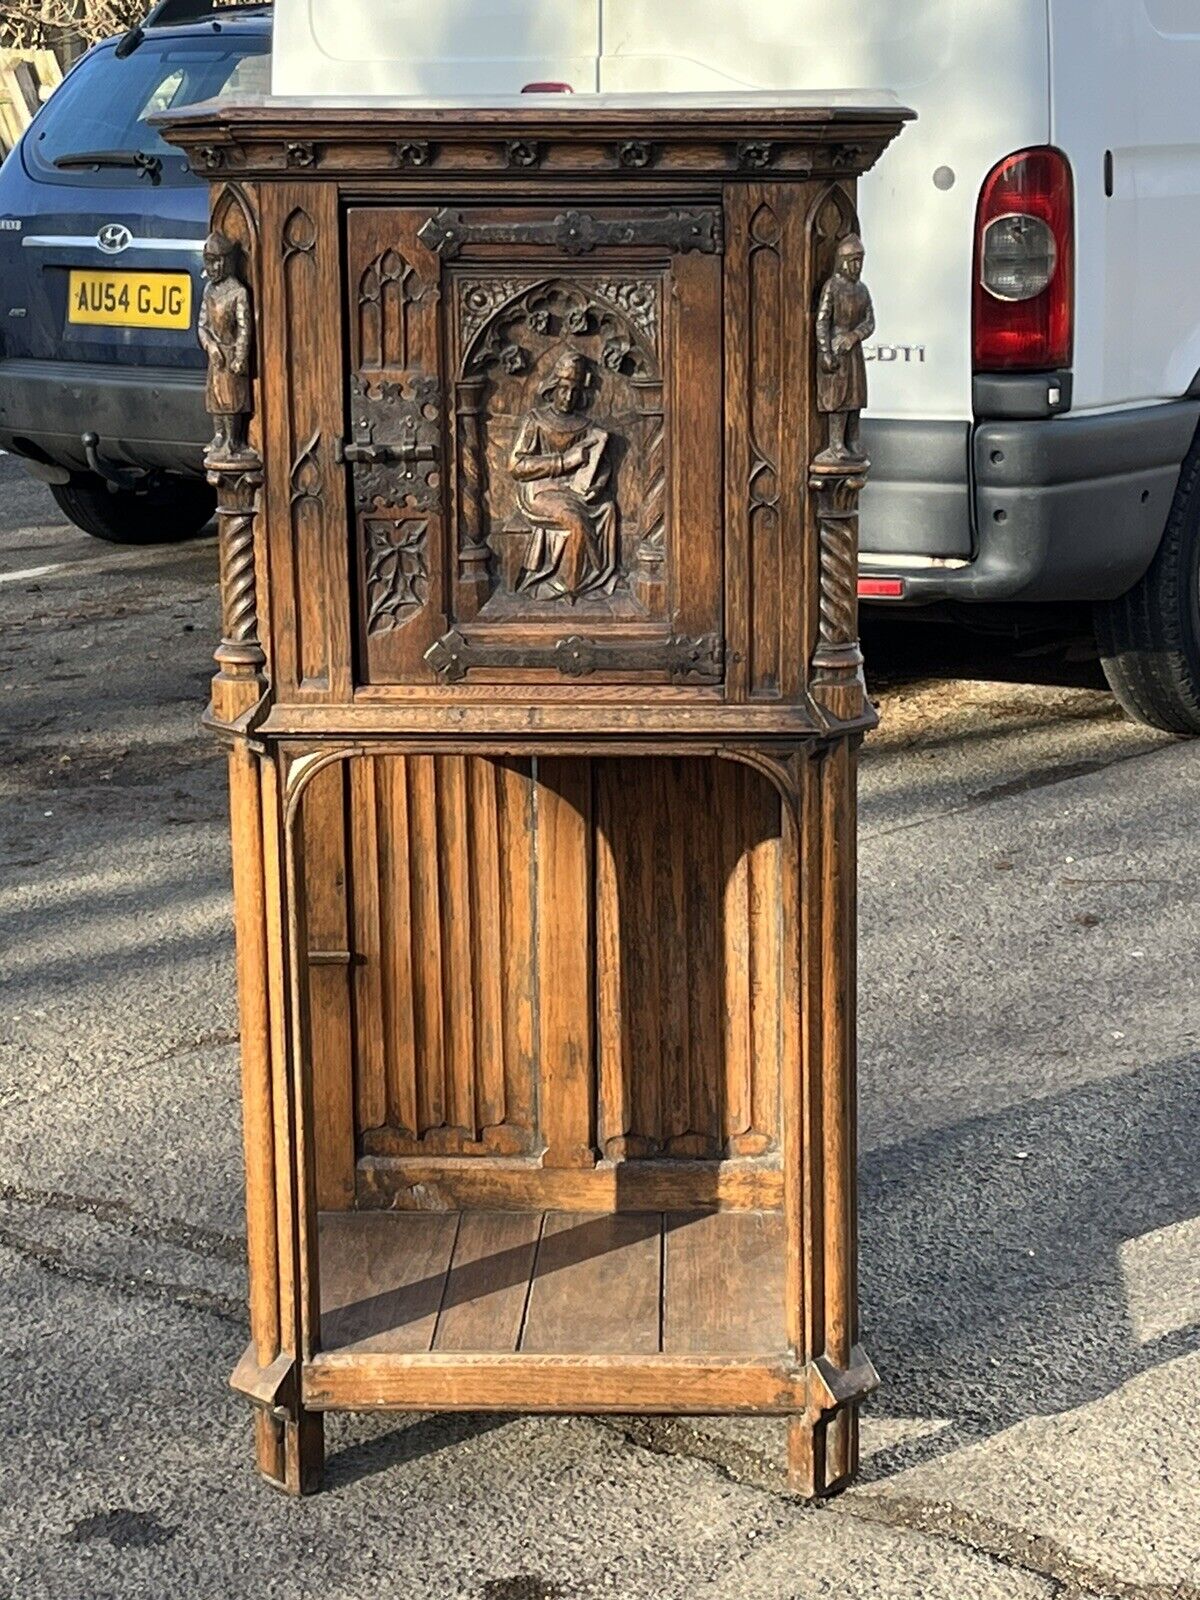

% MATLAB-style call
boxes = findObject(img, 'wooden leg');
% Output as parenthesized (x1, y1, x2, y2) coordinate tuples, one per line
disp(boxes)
(786, 739, 872, 1501)
(787, 1408, 858, 1501)
(253, 1410, 325, 1496)
(282, 1412, 325, 1496)
(228, 751, 328, 1495)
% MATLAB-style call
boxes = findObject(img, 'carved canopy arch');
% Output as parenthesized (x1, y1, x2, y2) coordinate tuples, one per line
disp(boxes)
(210, 181, 259, 262)
(807, 183, 861, 305)
(459, 276, 661, 382)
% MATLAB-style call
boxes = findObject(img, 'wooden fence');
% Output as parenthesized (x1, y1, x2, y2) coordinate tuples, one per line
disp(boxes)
(0, 47, 63, 154)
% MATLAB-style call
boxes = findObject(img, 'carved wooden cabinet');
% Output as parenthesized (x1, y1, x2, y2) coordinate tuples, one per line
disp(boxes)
(161, 97, 910, 1500)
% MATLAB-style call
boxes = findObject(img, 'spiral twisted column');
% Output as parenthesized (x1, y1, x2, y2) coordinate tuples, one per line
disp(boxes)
(209, 454, 267, 721)
(809, 463, 868, 723)
(631, 375, 667, 614)
(455, 377, 491, 618)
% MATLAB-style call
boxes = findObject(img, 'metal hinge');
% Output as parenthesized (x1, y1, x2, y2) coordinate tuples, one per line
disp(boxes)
(341, 373, 443, 511)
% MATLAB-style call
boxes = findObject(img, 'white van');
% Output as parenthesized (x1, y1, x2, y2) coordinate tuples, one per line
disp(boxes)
(273, 0, 1200, 733)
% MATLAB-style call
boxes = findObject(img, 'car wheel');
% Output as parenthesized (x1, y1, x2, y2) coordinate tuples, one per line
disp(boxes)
(49, 474, 216, 546)
(1095, 434, 1200, 735)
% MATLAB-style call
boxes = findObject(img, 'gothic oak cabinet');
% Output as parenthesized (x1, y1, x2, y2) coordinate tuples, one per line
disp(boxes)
(160, 96, 911, 1500)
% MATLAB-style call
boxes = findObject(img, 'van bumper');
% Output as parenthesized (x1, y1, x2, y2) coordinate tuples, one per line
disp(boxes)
(859, 401, 1200, 603)
(0, 358, 209, 477)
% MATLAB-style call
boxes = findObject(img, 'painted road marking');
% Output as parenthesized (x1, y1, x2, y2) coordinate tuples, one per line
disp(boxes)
(0, 538, 215, 586)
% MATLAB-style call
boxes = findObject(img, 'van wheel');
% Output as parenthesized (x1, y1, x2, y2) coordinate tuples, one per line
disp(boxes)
(50, 475, 216, 545)
(1095, 436, 1200, 735)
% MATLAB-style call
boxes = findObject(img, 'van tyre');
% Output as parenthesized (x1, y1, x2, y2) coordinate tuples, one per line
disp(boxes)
(50, 474, 216, 546)
(1096, 435, 1200, 735)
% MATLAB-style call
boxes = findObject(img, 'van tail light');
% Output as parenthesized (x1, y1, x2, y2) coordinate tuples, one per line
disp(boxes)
(521, 82, 573, 93)
(859, 578, 905, 599)
(973, 147, 1073, 371)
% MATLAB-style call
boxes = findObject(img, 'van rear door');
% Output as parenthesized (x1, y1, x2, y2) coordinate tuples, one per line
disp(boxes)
(599, 0, 1050, 427)
(275, 0, 1049, 425)
(272, 0, 604, 96)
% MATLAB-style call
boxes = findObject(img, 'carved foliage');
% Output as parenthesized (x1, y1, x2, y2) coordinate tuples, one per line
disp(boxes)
(462, 277, 658, 380)
(364, 517, 430, 633)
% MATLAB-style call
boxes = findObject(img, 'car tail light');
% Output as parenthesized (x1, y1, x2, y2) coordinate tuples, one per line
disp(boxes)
(973, 147, 1073, 371)
(522, 82, 573, 93)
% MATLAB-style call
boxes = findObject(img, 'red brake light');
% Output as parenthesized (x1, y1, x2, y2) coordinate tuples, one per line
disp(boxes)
(973, 147, 1073, 371)
(859, 578, 905, 599)
(521, 82, 573, 93)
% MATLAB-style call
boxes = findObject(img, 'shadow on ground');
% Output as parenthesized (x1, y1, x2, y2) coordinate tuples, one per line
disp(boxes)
(859, 1052, 1200, 1480)
(863, 610, 1107, 696)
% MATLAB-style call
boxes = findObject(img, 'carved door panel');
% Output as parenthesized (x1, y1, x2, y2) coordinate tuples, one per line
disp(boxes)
(345, 204, 725, 687)
(345, 209, 448, 681)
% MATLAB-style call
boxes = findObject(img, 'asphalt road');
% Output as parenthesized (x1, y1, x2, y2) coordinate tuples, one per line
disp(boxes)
(1, 451, 1198, 1599)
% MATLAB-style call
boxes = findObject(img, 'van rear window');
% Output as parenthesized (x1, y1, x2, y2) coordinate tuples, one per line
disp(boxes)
(24, 35, 270, 187)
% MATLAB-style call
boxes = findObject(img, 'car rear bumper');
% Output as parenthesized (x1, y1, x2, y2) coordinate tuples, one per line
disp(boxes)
(0, 357, 208, 477)
(859, 402, 1200, 603)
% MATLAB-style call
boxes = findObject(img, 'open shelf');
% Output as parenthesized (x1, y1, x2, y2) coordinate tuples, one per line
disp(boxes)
(318, 1209, 787, 1359)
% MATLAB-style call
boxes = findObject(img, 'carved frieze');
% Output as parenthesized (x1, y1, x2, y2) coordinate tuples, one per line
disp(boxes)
(505, 138, 541, 168)
(738, 140, 774, 170)
(396, 139, 432, 167)
(617, 139, 655, 169)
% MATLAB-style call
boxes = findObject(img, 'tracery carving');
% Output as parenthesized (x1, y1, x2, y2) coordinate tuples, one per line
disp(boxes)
(358, 249, 429, 370)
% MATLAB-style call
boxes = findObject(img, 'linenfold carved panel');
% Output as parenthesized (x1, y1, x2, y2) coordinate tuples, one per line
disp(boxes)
(300, 754, 781, 1169)
(295, 754, 539, 1167)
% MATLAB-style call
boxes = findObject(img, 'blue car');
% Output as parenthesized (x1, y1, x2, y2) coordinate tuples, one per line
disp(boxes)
(0, 0, 271, 541)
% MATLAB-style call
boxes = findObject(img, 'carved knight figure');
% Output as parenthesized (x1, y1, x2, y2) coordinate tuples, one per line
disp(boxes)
(814, 233, 875, 466)
(198, 230, 254, 462)
(508, 350, 620, 602)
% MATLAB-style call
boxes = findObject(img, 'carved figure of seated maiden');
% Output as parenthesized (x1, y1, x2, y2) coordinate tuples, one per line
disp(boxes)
(508, 350, 619, 602)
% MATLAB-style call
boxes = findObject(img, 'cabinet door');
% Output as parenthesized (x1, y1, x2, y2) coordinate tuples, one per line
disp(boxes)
(344, 203, 724, 688)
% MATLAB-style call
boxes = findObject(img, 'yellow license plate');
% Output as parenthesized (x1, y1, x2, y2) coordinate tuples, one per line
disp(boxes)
(67, 269, 193, 330)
